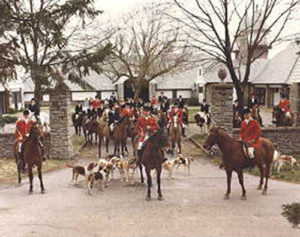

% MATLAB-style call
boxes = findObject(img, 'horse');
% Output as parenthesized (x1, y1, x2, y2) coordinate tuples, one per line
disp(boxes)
(157, 111, 169, 129)
(194, 111, 211, 134)
(83, 116, 99, 144)
(272, 106, 293, 127)
(203, 127, 275, 199)
(98, 110, 111, 158)
(13, 123, 45, 193)
(72, 112, 87, 136)
(127, 118, 138, 156)
(251, 105, 263, 126)
(169, 115, 182, 155)
(139, 129, 169, 200)
(112, 116, 131, 156)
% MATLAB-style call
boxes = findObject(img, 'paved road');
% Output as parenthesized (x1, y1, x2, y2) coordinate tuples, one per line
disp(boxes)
(1, 139, 300, 237)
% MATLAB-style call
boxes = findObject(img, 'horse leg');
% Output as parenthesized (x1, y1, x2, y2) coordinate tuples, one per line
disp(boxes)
(178, 140, 181, 154)
(171, 142, 175, 156)
(146, 168, 152, 201)
(237, 170, 247, 200)
(224, 169, 232, 199)
(106, 138, 109, 154)
(137, 151, 144, 184)
(132, 137, 136, 156)
(262, 164, 270, 195)
(98, 138, 102, 158)
(38, 165, 45, 193)
(157, 168, 163, 200)
(257, 164, 264, 190)
(28, 167, 33, 194)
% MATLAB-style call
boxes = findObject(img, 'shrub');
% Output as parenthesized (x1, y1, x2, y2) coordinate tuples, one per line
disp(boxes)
(282, 203, 300, 228)
(7, 108, 19, 114)
(0, 115, 18, 127)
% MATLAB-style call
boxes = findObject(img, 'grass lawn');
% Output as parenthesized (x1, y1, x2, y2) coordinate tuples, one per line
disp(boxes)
(187, 106, 199, 123)
(190, 134, 300, 184)
(0, 158, 68, 184)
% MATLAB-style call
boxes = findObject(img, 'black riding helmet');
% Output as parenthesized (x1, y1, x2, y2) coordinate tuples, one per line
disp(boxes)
(23, 110, 30, 116)
(242, 108, 251, 115)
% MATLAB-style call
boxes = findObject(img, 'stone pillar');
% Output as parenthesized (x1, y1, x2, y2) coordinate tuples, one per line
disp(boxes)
(290, 83, 300, 126)
(206, 83, 233, 134)
(49, 90, 74, 159)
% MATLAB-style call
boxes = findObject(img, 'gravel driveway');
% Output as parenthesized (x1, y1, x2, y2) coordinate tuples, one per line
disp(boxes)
(0, 139, 300, 237)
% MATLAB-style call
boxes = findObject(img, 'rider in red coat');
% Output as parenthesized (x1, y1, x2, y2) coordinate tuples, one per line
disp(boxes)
(278, 95, 291, 118)
(136, 106, 158, 151)
(120, 103, 133, 118)
(169, 103, 186, 137)
(15, 110, 33, 143)
(239, 108, 261, 159)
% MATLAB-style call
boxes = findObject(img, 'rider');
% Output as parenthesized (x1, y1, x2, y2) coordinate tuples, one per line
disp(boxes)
(239, 108, 261, 162)
(248, 93, 259, 109)
(169, 103, 186, 137)
(28, 98, 40, 122)
(278, 94, 291, 119)
(120, 103, 133, 118)
(136, 106, 158, 154)
(108, 104, 120, 133)
(177, 95, 185, 109)
(14, 110, 34, 170)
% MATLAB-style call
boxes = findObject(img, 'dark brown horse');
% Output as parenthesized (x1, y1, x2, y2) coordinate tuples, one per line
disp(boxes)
(112, 116, 131, 156)
(72, 112, 87, 136)
(203, 127, 275, 199)
(139, 129, 169, 200)
(13, 123, 45, 193)
(272, 106, 293, 127)
(251, 105, 263, 126)
(83, 116, 99, 144)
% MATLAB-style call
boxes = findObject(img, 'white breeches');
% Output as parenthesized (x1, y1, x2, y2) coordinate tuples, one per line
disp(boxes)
(248, 147, 255, 159)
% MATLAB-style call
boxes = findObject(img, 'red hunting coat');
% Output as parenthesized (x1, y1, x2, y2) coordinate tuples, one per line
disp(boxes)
(278, 99, 290, 113)
(239, 119, 262, 148)
(137, 116, 158, 142)
(92, 99, 101, 110)
(169, 109, 183, 124)
(15, 119, 34, 142)
(120, 108, 133, 117)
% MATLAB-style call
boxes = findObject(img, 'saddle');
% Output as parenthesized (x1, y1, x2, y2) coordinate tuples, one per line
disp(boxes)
(238, 141, 251, 160)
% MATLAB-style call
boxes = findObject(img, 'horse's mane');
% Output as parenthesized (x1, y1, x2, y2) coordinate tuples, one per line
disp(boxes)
(216, 129, 237, 146)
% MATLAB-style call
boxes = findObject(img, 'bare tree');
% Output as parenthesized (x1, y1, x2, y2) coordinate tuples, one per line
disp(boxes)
(104, 3, 193, 99)
(172, 0, 299, 110)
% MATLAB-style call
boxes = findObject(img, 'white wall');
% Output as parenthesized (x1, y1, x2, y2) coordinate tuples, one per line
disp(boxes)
(102, 91, 115, 100)
(72, 92, 97, 101)
(177, 90, 191, 98)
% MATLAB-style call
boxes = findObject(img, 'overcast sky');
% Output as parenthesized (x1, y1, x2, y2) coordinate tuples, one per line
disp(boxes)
(94, 0, 299, 57)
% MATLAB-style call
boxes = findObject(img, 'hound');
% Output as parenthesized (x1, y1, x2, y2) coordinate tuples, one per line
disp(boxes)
(115, 157, 137, 183)
(162, 157, 182, 180)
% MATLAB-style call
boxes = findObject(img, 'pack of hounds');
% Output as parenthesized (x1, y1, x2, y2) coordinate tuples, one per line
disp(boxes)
(67, 154, 193, 195)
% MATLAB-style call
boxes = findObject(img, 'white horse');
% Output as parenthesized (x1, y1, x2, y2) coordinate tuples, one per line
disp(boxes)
(194, 111, 211, 135)
(29, 111, 50, 132)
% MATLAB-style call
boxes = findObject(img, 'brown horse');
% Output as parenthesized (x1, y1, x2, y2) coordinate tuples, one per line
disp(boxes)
(139, 129, 169, 200)
(112, 116, 131, 156)
(169, 115, 182, 155)
(83, 116, 99, 144)
(127, 119, 138, 156)
(251, 105, 263, 126)
(98, 111, 111, 158)
(203, 127, 275, 199)
(13, 123, 45, 193)
(272, 106, 293, 127)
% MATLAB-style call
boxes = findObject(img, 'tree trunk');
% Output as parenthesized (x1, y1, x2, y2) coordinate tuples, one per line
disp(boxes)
(32, 73, 44, 107)
(4, 89, 10, 113)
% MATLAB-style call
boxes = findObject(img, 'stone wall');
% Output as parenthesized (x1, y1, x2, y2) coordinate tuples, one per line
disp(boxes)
(233, 127, 300, 154)
(206, 83, 233, 134)
(0, 133, 50, 158)
(49, 90, 74, 159)
(290, 83, 300, 126)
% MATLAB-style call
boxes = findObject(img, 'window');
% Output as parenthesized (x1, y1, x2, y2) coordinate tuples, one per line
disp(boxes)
(198, 86, 203, 93)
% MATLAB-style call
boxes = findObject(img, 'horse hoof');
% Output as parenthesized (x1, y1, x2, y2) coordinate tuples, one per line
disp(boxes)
(241, 195, 247, 200)
(257, 185, 262, 190)
(224, 194, 230, 200)
(146, 196, 151, 201)
(158, 196, 164, 201)
(41, 189, 46, 194)
(262, 190, 267, 195)
(28, 190, 33, 195)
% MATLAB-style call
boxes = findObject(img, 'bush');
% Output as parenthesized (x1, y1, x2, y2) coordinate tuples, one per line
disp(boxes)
(0, 115, 18, 127)
(7, 108, 19, 114)
(188, 97, 200, 106)
(282, 203, 300, 228)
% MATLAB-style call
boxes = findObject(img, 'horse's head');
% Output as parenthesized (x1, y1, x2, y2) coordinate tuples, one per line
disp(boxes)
(153, 129, 170, 149)
(203, 127, 220, 150)
(30, 122, 44, 139)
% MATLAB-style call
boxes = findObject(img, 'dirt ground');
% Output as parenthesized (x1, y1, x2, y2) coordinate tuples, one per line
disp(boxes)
(1, 136, 300, 237)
